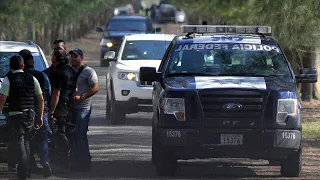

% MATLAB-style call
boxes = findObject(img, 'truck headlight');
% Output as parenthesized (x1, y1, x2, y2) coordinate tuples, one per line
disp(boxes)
(164, 98, 185, 121)
(100, 38, 112, 47)
(118, 72, 136, 81)
(277, 99, 298, 122)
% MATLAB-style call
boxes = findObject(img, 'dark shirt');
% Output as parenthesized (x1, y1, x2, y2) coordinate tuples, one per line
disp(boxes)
(51, 63, 77, 101)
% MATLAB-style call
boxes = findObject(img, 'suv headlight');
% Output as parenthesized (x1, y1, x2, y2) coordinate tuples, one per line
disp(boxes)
(100, 38, 113, 47)
(277, 99, 298, 122)
(118, 72, 136, 81)
(164, 98, 185, 121)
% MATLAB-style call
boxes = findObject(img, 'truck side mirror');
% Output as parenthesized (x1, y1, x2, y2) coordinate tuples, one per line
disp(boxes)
(295, 68, 318, 83)
(96, 27, 104, 32)
(104, 51, 117, 62)
(139, 67, 161, 82)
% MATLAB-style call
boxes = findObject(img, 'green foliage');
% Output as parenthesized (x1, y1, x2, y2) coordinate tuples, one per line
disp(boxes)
(0, 0, 130, 40)
(169, 0, 320, 50)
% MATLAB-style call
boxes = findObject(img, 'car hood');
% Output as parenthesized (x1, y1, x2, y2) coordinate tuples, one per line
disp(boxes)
(104, 31, 146, 38)
(164, 76, 295, 92)
(116, 60, 161, 72)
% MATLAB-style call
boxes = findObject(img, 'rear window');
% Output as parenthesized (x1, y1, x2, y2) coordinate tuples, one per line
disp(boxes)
(167, 38, 292, 78)
(0, 52, 47, 77)
(121, 40, 171, 60)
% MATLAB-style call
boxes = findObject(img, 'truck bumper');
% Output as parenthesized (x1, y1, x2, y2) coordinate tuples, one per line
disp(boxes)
(159, 128, 301, 160)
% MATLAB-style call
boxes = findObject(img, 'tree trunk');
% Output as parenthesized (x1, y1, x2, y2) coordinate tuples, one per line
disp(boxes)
(301, 47, 316, 101)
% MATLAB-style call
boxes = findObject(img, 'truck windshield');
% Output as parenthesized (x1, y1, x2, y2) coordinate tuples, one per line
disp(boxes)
(167, 43, 292, 78)
(107, 19, 146, 32)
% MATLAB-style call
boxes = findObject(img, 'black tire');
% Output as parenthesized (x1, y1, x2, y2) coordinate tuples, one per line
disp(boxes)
(151, 126, 157, 165)
(154, 127, 177, 176)
(100, 59, 109, 67)
(155, 149, 177, 176)
(105, 88, 111, 122)
(280, 148, 302, 177)
(109, 88, 126, 125)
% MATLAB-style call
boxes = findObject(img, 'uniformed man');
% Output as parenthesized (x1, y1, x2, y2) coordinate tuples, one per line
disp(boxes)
(19, 49, 52, 177)
(0, 55, 44, 179)
(49, 49, 76, 167)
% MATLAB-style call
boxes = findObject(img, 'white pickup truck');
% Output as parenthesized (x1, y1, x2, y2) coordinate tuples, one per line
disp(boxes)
(104, 34, 175, 125)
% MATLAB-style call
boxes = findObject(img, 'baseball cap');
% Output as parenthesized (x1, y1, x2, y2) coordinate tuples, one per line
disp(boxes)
(69, 48, 83, 56)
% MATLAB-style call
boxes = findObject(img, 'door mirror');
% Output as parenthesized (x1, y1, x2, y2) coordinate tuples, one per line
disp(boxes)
(295, 68, 318, 83)
(104, 51, 116, 62)
(139, 67, 161, 81)
(96, 27, 104, 32)
(152, 27, 162, 33)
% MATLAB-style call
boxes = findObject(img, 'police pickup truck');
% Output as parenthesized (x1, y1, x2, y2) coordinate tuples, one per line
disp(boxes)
(139, 25, 318, 177)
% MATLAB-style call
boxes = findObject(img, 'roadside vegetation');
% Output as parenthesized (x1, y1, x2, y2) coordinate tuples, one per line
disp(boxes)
(0, 0, 130, 54)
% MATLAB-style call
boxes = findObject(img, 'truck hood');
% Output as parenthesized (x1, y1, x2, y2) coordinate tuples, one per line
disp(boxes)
(116, 60, 161, 72)
(164, 76, 295, 92)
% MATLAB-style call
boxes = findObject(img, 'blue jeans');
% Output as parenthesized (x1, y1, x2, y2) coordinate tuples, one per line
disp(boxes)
(30, 114, 51, 166)
(71, 107, 91, 168)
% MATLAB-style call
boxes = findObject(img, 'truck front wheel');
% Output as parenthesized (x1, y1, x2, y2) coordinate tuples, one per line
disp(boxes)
(280, 148, 302, 177)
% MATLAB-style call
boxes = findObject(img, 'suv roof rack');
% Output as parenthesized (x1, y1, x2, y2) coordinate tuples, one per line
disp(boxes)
(181, 25, 272, 36)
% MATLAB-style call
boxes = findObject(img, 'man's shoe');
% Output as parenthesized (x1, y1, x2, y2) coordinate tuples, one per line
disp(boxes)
(42, 162, 52, 177)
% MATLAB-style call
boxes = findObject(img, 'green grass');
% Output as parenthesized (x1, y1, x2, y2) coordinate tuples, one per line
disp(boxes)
(302, 121, 320, 139)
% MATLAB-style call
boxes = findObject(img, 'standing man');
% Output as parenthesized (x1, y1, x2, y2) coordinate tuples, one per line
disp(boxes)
(69, 48, 99, 171)
(19, 49, 52, 177)
(49, 49, 77, 167)
(0, 55, 44, 179)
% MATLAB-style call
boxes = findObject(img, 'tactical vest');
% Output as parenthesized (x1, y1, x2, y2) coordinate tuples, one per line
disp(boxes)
(7, 72, 35, 111)
(54, 63, 77, 100)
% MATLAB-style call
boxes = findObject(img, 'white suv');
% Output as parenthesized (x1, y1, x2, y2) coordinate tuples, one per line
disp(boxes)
(105, 34, 175, 124)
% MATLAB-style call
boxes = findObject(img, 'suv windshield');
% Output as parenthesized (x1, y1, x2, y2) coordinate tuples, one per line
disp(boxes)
(107, 19, 146, 32)
(0, 52, 47, 77)
(122, 40, 171, 60)
(167, 42, 292, 78)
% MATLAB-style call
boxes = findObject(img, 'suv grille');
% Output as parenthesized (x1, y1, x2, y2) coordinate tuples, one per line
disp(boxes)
(198, 89, 265, 128)
(138, 81, 153, 86)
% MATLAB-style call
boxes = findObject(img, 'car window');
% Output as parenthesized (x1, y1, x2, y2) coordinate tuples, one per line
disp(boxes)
(0, 52, 47, 77)
(121, 40, 171, 60)
(107, 19, 147, 32)
(166, 42, 291, 78)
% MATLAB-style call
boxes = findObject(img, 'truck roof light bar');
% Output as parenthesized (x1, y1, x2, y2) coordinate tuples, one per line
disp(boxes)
(181, 25, 272, 36)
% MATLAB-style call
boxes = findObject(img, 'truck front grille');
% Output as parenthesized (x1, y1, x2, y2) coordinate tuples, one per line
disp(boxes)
(198, 89, 266, 129)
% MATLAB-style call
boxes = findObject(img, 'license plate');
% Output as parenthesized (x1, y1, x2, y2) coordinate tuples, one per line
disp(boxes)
(220, 134, 243, 145)
(0, 119, 6, 126)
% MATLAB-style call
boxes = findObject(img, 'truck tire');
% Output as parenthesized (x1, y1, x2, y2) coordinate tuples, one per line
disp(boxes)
(100, 59, 109, 67)
(151, 126, 157, 165)
(155, 149, 177, 176)
(109, 88, 125, 125)
(280, 148, 302, 177)
(105, 89, 111, 122)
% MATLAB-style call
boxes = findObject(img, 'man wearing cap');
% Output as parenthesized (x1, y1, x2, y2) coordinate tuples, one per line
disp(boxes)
(69, 48, 99, 171)
(49, 49, 77, 167)
(0, 55, 44, 179)
(19, 49, 52, 177)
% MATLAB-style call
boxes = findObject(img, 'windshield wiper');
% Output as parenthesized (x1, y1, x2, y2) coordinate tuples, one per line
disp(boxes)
(166, 72, 216, 77)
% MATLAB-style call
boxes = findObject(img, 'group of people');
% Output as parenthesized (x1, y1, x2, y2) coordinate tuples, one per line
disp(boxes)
(0, 39, 99, 179)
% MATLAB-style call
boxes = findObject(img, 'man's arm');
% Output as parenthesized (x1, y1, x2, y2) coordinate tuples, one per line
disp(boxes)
(36, 94, 44, 128)
(50, 88, 60, 115)
(82, 83, 99, 99)
(0, 94, 8, 110)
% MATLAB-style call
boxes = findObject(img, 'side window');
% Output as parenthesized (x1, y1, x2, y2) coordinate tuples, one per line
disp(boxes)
(158, 39, 175, 73)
